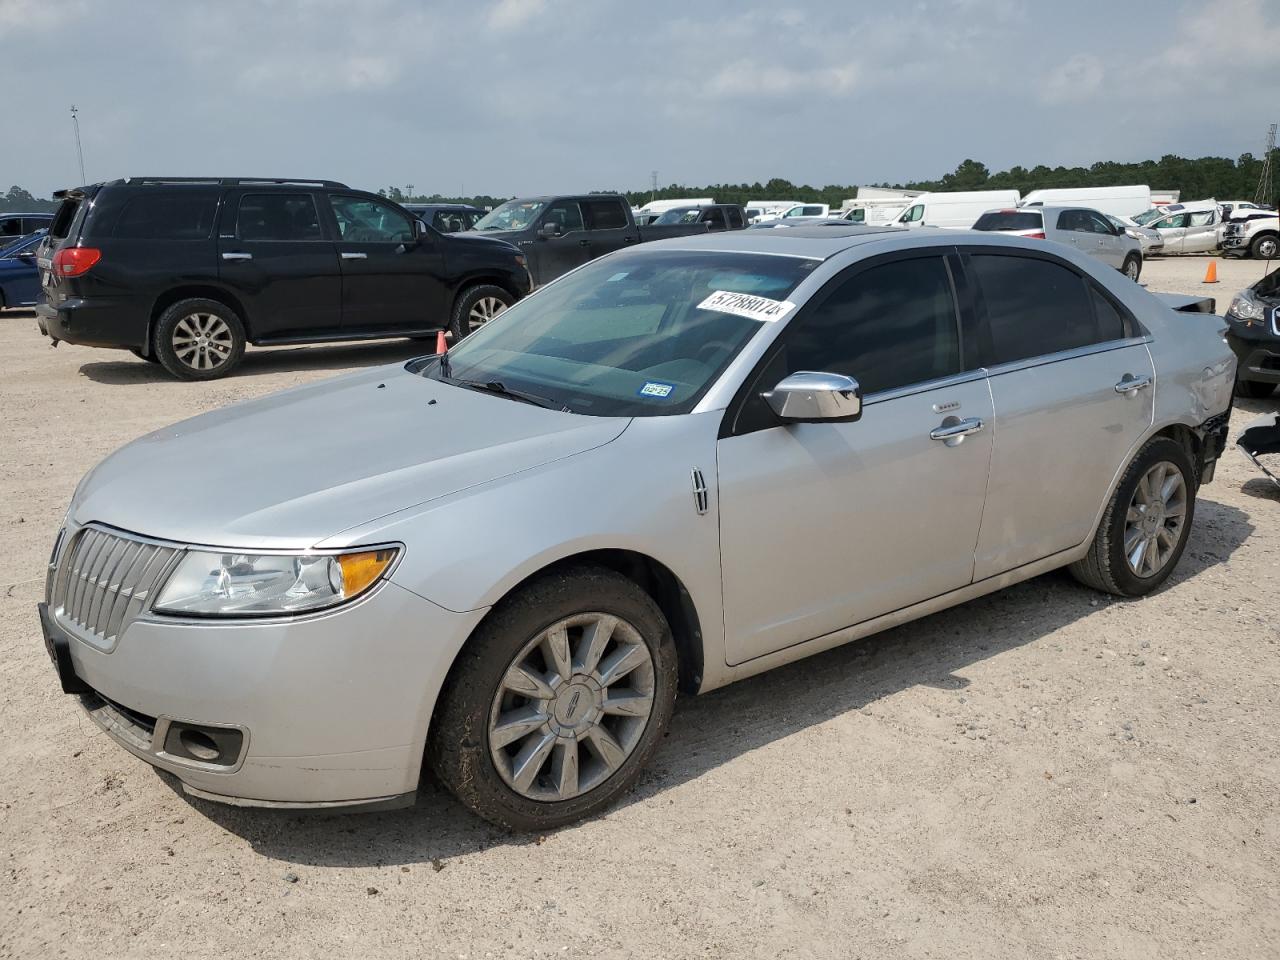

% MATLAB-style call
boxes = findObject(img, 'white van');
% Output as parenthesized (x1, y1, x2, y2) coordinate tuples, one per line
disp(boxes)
(746, 200, 801, 223)
(835, 199, 908, 225)
(893, 190, 1021, 230)
(777, 203, 830, 220)
(1020, 186, 1151, 219)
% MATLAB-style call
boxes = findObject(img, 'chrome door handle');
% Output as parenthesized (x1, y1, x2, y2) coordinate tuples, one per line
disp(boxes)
(221, 252, 252, 261)
(930, 417, 984, 443)
(341, 252, 368, 260)
(1114, 374, 1152, 394)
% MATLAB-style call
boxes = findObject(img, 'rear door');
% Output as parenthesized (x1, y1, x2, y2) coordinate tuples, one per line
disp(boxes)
(698, 208, 728, 232)
(1082, 209, 1125, 267)
(325, 193, 449, 332)
(581, 198, 636, 255)
(961, 249, 1154, 580)
(217, 191, 341, 337)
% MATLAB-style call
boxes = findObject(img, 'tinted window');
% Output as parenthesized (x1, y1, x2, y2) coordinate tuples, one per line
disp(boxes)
(974, 210, 1042, 231)
(0, 217, 21, 236)
(1085, 211, 1114, 234)
(329, 195, 414, 242)
(1054, 210, 1088, 232)
(432, 210, 469, 233)
(1090, 286, 1127, 341)
(236, 194, 322, 241)
(969, 254, 1103, 365)
(700, 209, 726, 230)
(49, 198, 81, 239)
(727, 207, 745, 228)
(543, 201, 584, 233)
(113, 194, 217, 240)
(582, 200, 628, 230)
(779, 257, 961, 395)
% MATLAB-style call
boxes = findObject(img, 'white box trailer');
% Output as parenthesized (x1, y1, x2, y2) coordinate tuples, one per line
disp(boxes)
(891, 190, 1022, 230)
(1019, 185, 1152, 218)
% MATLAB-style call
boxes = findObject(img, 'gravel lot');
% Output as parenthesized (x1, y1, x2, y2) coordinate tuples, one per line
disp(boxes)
(2, 255, 1277, 959)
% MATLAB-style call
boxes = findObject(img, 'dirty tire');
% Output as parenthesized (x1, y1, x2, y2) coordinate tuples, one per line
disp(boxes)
(1122, 254, 1141, 281)
(1235, 377, 1276, 399)
(448, 284, 514, 341)
(1069, 436, 1195, 597)
(153, 298, 245, 381)
(1250, 234, 1278, 261)
(429, 566, 678, 831)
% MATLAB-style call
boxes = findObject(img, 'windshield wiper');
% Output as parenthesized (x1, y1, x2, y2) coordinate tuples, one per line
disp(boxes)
(446, 377, 559, 410)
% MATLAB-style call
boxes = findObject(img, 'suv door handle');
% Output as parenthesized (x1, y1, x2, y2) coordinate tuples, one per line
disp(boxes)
(578, 239, 590, 247)
(221, 252, 252, 261)
(1114, 374, 1152, 394)
(341, 252, 368, 260)
(930, 417, 984, 443)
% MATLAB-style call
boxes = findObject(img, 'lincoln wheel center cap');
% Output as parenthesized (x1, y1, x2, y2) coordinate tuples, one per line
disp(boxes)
(548, 677, 603, 739)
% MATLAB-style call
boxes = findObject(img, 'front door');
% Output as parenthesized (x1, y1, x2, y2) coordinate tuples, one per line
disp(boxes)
(1152, 212, 1190, 254)
(960, 250, 1155, 579)
(530, 200, 592, 285)
(217, 191, 341, 338)
(717, 254, 993, 665)
(1182, 210, 1219, 253)
(325, 194, 448, 333)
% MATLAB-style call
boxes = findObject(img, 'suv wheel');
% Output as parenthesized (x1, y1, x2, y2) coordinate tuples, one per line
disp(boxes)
(1235, 377, 1276, 399)
(1122, 254, 1141, 281)
(153, 299, 246, 381)
(449, 284, 514, 340)
(430, 566, 678, 831)
(1069, 436, 1195, 597)
(1250, 234, 1278, 260)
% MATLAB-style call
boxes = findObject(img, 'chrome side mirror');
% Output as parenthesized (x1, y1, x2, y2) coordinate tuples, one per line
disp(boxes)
(763, 371, 862, 423)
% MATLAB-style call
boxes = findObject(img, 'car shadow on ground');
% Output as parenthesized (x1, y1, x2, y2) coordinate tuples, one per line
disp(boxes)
(2, 307, 38, 319)
(77, 339, 433, 384)
(181, 498, 1254, 869)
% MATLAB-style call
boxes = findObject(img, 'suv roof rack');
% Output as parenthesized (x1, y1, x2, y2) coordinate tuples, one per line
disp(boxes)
(112, 177, 350, 188)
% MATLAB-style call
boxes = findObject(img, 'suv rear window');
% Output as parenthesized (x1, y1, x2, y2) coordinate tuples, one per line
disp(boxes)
(113, 194, 218, 240)
(973, 211, 1043, 232)
(49, 199, 82, 239)
(236, 194, 322, 241)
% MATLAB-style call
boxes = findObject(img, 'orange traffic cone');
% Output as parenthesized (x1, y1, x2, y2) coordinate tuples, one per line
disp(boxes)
(1202, 260, 1219, 284)
(435, 330, 448, 354)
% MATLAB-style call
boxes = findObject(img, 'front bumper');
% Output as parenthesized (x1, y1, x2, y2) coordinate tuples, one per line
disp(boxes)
(1226, 330, 1280, 385)
(36, 297, 147, 350)
(40, 571, 486, 808)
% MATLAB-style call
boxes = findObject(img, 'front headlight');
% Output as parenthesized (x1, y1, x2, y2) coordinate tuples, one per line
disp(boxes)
(153, 547, 398, 617)
(1228, 293, 1265, 322)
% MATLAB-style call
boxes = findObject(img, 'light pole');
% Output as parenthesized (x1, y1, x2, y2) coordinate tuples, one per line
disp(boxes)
(70, 105, 86, 185)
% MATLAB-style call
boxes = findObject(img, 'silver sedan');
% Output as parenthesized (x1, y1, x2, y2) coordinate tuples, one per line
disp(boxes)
(39, 226, 1234, 829)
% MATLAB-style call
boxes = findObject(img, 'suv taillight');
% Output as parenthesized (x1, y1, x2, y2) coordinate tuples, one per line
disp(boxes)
(53, 247, 101, 277)
(1025, 231, 1046, 240)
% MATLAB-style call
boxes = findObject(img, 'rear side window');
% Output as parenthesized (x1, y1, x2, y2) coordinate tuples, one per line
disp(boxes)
(1089, 287, 1127, 341)
(779, 256, 961, 395)
(236, 194, 322, 241)
(49, 200, 82, 239)
(113, 194, 218, 240)
(968, 254, 1106, 365)
(727, 207, 745, 228)
(974, 211, 1042, 231)
(582, 200, 628, 230)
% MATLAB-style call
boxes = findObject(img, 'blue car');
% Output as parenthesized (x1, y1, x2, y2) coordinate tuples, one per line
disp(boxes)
(0, 233, 45, 309)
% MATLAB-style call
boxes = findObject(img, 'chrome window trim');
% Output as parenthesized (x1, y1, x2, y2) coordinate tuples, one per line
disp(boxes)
(982, 335, 1153, 379)
(862, 368, 989, 406)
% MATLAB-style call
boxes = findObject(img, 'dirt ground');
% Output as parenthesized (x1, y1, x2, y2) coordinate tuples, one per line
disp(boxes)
(1, 255, 1277, 960)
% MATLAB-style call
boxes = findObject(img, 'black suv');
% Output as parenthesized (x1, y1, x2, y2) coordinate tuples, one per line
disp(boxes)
(1225, 266, 1280, 398)
(35, 178, 531, 380)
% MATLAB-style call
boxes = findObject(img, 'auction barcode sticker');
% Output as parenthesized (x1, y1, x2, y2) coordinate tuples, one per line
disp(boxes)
(696, 290, 796, 322)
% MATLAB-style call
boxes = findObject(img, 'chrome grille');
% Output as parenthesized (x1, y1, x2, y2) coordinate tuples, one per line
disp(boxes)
(50, 527, 179, 642)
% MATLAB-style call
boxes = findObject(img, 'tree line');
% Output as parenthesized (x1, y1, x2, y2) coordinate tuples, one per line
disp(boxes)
(5, 151, 1274, 215)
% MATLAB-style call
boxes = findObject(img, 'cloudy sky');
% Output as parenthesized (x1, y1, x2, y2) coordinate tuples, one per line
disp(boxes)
(3, 0, 1277, 199)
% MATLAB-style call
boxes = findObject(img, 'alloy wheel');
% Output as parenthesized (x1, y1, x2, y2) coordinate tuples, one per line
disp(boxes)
(171, 313, 233, 371)
(468, 296, 507, 332)
(1124, 259, 1140, 280)
(1123, 460, 1187, 577)
(488, 612, 656, 802)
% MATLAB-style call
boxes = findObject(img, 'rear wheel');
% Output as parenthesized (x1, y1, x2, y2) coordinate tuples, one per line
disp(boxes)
(1235, 377, 1277, 399)
(430, 566, 678, 830)
(448, 284, 514, 340)
(1122, 254, 1141, 281)
(153, 299, 246, 381)
(1250, 234, 1278, 260)
(1069, 437, 1195, 597)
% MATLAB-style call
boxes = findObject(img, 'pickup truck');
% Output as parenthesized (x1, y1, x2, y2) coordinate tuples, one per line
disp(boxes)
(1222, 210, 1279, 260)
(465, 194, 709, 286)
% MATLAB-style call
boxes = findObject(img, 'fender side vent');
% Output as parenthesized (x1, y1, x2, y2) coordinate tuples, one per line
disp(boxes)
(691, 468, 709, 515)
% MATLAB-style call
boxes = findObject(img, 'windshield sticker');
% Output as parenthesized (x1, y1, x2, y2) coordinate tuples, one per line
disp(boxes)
(637, 381, 675, 399)
(697, 290, 796, 322)
(606, 271, 629, 282)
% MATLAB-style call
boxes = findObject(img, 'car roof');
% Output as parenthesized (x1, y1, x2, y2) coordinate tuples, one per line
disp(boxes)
(640, 225, 912, 259)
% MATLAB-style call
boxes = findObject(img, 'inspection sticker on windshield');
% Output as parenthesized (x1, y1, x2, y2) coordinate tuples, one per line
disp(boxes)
(637, 381, 675, 399)
(697, 290, 795, 322)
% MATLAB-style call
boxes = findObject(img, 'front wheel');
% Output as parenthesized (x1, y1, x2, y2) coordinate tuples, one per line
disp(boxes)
(1122, 254, 1141, 281)
(153, 299, 246, 381)
(1069, 437, 1195, 597)
(1250, 234, 1278, 260)
(448, 284, 514, 340)
(430, 566, 678, 830)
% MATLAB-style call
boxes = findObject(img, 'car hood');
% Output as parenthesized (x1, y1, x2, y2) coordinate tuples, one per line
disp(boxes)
(71, 365, 629, 549)
(458, 228, 526, 244)
(445, 231, 521, 254)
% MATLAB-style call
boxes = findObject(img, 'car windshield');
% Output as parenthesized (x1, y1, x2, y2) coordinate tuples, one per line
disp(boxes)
(973, 211, 1042, 231)
(1132, 209, 1165, 225)
(473, 200, 546, 231)
(412, 249, 818, 417)
(654, 208, 699, 224)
